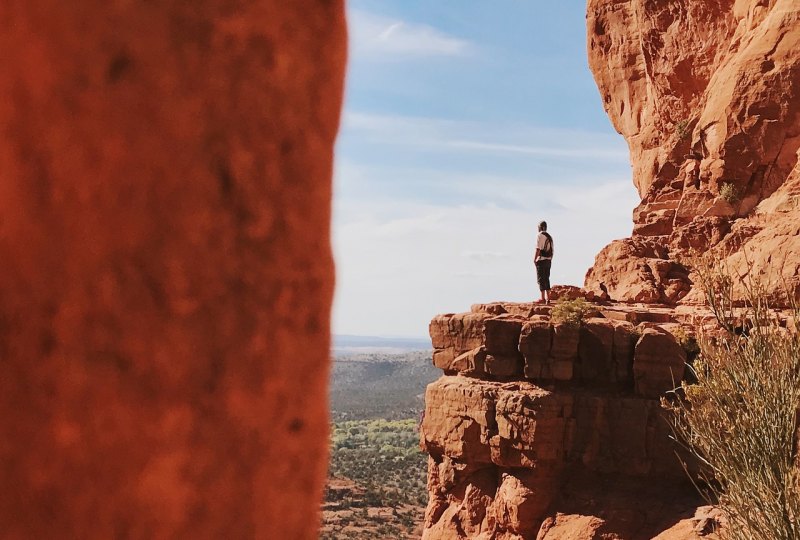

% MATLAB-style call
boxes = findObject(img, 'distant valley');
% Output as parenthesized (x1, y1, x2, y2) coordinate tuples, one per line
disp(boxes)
(322, 337, 438, 539)
(333, 334, 432, 355)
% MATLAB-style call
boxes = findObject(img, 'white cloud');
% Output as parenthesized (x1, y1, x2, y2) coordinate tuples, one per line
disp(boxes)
(444, 140, 628, 161)
(333, 113, 634, 337)
(348, 9, 470, 59)
(332, 177, 638, 338)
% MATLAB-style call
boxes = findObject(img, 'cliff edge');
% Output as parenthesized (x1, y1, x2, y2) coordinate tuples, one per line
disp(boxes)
(420, 298, 730, 539)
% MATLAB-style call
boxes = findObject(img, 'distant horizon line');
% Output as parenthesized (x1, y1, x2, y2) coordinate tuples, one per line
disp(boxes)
(333, 333, 430, 342)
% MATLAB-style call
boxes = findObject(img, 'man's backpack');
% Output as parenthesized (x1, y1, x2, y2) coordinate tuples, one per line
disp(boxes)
(540, 232, 553, 258)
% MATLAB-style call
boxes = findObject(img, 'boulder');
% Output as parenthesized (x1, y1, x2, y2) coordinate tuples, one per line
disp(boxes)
(492, 385, 570, 467)
(633, 327, 686, 397)
(421, 377, 499, 463)
(484, 315, 526, 355)
(430, 312, 491, 371)
(450, 347, 487, 376)
(422, 466, 497, 539)
(489, 470, 561, 537)
(430, 312, 490, 352)
(551, 322, 580, 360)
(519, 319, 552, 379)
(548, 285, 586, 301)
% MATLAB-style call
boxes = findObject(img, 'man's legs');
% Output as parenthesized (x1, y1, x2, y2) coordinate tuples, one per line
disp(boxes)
(537, 259, 552, 304)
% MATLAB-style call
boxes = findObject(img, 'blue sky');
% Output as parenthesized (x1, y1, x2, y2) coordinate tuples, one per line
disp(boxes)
(333, 1, 639, 338)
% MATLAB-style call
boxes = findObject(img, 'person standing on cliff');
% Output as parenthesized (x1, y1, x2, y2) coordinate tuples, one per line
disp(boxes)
(534, 221, 553, 304)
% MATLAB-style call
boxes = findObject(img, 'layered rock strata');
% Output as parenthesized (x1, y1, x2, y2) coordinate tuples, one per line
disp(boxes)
(585, 0, 800, 304)
(420, 300, 715, 539)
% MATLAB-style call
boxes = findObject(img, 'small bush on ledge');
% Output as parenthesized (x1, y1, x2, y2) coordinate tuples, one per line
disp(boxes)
(551, 297, 590, 328)
(719, 182, 739, 204)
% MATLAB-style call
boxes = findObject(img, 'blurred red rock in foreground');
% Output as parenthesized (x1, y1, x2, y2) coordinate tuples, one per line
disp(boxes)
(0, 1, 345, 538)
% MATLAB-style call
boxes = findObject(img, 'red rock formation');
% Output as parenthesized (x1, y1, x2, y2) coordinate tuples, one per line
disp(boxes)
(585, 0, 800, 304)
(0, 2, 345, 538)
(421, 302, 705, 539)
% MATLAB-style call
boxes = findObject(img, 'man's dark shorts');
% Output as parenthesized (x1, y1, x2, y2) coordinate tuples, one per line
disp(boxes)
(536, 259, 551, 291)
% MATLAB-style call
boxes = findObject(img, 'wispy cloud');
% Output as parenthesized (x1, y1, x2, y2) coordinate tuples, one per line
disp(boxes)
(444, 140, 628, 161)
(341, 111, 629, 162)
(461, 251, 511, 262)
(349, 9, 471, 59)
(333, 113, 635, 324)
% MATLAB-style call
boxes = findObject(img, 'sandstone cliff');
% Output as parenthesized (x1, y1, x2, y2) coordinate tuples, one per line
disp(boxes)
(585, 0, 800, 304)
(419, 297, 730, 539)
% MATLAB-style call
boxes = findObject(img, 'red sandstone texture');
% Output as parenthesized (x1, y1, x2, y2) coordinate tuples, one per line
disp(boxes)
(584, 0, 800, 304)
(0, 2, 345, 538)
(420, 301, 731, 539)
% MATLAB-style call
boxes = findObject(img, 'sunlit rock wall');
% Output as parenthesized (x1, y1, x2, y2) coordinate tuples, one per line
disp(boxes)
(585, 0, 800, 304)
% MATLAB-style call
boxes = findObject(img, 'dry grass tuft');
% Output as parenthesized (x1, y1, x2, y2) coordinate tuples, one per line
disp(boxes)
(665, 259, 800, 540)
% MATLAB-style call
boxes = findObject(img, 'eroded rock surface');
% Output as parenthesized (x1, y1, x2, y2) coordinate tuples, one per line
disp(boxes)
(585, 0, 800, 304)
(420, 301, 715, 539)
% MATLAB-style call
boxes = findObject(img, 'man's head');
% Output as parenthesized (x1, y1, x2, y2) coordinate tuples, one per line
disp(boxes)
(538, 221, 547, 232)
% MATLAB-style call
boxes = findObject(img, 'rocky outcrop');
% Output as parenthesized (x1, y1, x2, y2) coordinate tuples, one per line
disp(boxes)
(585, 0, 800, 304)
(420, 301, 718, 539)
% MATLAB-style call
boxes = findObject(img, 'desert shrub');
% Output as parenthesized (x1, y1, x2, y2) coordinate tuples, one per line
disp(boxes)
(666, 262, 800, 540)
(719, 182, 739, 204)
(551, 297, 590, 327)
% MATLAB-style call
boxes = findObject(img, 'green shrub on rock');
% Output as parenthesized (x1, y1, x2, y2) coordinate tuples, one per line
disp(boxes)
(551, 297, 591, 328)
(719, 182, 739, 204)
